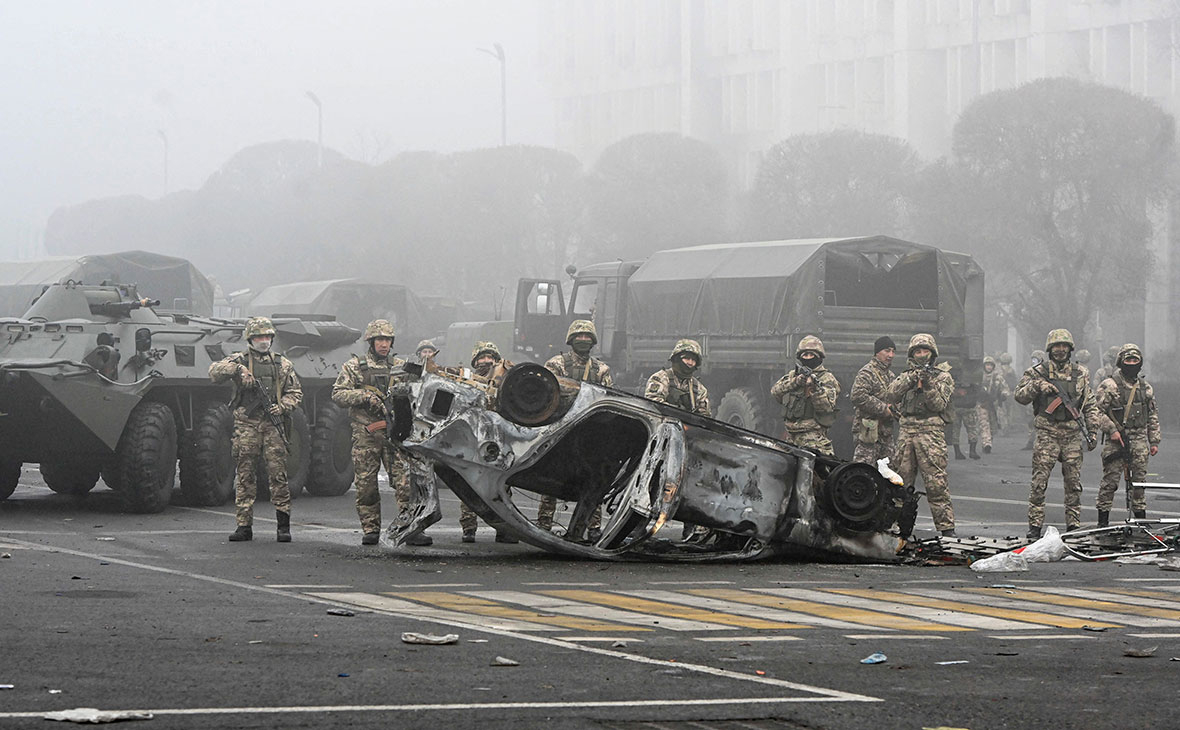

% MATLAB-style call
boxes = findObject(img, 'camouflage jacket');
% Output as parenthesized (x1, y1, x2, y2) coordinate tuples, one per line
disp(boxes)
(999, 364, 1018, 390)
(770, 365, 840, 431)
(882, 359, 954, 433)
(1096, 371, 1161, 444)
(332, 352, 408, 426)
(544, 350, 614, 387)
(209, 350, 303, 422)
(644, 367, 710, 417)
(1014, 361, 1109, 434)
(980, 369, 1010, 409)
(850, 358, 896, 437)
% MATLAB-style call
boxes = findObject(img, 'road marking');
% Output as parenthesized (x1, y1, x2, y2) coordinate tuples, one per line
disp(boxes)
(1126, 633, 1180, 638)
(0, 537, 876, 701)
(1116, 578, 1180, 583)
(696, 588, 963, 632)
(309, 592, 563, 632)
(543, 590, 810, 630)
(986, 634, 1097, 640)
(561, 637, 646, 643)
(843, 634, 949, 640)
(266, 584, 352, 589)
(389, 583, 483, 588)
(1098, 587, 1180, 602)
(828, 588, 1119, 630)
(968, 587, 1180, 621)
(648, 580, 735, 586)
(1037, 586, 1180, 612)
(909, 588, 1173, 628)
(694, 636, 803, 642)
(759, 588, 1030, 630)
(522, 582, 606, 587)
(466, 590, 730, 631)
(391, 591, 648, 632)
(624, 589, 866, 630)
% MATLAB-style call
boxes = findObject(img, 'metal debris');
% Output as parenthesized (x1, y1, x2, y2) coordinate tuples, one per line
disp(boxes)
(492, 656, 520, 666)
(401, 632, 459, 645)
(860, 652, 887, 664)
(1123, 646, 1158, 658)
(326, 608, 355, 617)
(43, 707, 153, 723)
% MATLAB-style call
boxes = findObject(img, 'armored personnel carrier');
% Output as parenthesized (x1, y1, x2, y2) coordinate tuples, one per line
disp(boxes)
(0, 281, 360, 512)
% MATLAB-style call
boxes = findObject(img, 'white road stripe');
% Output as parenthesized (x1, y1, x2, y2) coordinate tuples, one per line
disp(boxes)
(522, 582, 606, 587)
(695, 636, 803, 642)
(389, 583, 483, 588)
(1126, 633, 1180, 638)
(756, 588, 1036, 630)
(1026, 586, 1180, 611)
(265, 584, 352, 589)
(621, 589, 873, 631)
(843, 634, 949, 640)
(647, 580, 735, 586)
(562, 637, 646, 643)
(465, 590, 734, 631)
(909, 588, 1180, 628)
(308, 592, 562, 632)
(987, 634, 1097, 640)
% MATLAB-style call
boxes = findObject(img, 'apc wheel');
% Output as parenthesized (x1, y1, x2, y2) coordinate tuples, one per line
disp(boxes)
(40, 461, 100, 496)
(0, 460, 21, 500)
(715, 387, 771, 434)
(179, 404, 235, 506)
(113, 401, 178, 514)
(306, 403, 354, 496)
(257, 407, 310, 501)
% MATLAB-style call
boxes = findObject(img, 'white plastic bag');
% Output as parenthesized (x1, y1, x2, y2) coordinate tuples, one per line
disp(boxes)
(1017, 525, 1066, 563)
(970, 550, 1029, 572)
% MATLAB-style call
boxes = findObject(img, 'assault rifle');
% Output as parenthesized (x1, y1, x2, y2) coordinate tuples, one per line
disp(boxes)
(363, 363, 421, 445)
(245, 378, 289, 448)
(1038, 368, 1096, 449)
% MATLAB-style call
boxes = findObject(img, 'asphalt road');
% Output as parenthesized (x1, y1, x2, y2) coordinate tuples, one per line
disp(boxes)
(2, 431, 1179, 730)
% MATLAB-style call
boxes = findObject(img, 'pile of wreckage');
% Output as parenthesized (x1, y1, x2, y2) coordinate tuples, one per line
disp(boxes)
(376, 359, 1178, 566)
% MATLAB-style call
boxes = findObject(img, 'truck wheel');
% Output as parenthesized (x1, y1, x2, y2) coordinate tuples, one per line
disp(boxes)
(179, 404, 235, 506)
(113, 401, 178, 514)
(306, 403, 354, 496)
(40, 461, 100, 496)
(716, 387, 771, 434)
(257, 408, 310, 501)
(0, 460, 21, 500)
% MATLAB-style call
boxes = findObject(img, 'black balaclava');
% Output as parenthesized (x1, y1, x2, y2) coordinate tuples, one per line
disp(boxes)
(671, 355, 695, 379)
(571, 338, 593, 357)
(1119, 356, 1143, 380)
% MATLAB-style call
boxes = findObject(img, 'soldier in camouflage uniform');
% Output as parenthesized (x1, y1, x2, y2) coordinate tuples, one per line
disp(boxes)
(1020, 349, 1048, 451)
(644, 339, 710, 417)
(415, 339, 438, 362)
(998, 352, 1018, 435)
(977, 356, 1010, 453)
(332, 320, 433, 546)
(850, 336, 898, 465)
(1093, 345, 1120, 389)
(460, 341, 518, 544)
(883, 334, 957, 537)
(770, 335, 840, 456)
(1014, 329, 1109, 538)
(946, 365, 982, 460)
(209, 317, 302, 543)
(1094, 344, 1162, 526)
(538, 320, 614, 536)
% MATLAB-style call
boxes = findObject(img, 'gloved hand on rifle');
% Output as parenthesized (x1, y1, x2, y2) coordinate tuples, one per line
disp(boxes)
(367, 393, 384, 412)
(238, 366, 255, 388)
(267, 403, 283, 417)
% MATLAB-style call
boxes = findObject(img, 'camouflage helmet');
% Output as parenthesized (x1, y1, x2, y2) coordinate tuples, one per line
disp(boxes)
(470, 340, 502, 366)
(566, 319, 598, 346)
(244, 316, 276, 340)
(1075, 348, 1091, 364)
(415, 339, 437, 356)
(796, 335, 825, 358)
(1031, 349, 1047, 362)
(1117, 343, 1143, 365)
(999, 352, 1013, 365)
(1104, 345, 1120, 364)
(983, 355, 996, 368)
(363, 319, 395, 341)
(907, 333, 938, 357)
(670, 338, 703, 362)
(1045, 328, 1074, 351)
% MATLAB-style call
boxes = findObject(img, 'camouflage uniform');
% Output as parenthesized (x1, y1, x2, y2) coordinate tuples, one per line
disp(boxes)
(1092, 346, 1120, 389)
(977, 356, 1010, 449)
(998, 352, 1018, 433)
(770, 335, 840, 456)
(331, 320, 413, 538)
(1013, 330, 1109, 535)
(946, 373, 982, 459)
(1095, 344, 1162, 520)
(538, 320, 614, 532)
(460, 341, 515, 541)
(644, 339, 710, 417)
(883, 334, 956, 533)
(850, 354, 897, 465)
(208, 317, 303, 531)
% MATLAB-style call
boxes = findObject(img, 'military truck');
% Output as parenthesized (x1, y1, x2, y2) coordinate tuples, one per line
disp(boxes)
(0, 281, 360, 511)
(512, 236, 985, 457)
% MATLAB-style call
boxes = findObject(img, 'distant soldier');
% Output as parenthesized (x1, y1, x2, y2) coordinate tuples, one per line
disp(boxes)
(414, 339, 438, 362)
(461, 341, 517, 544)
(644, 339, 710, 417)
(771, 335, 840, 456)
(209, 316, 302, 543)
(850, 336, 898, 465)
(332, 320, 432, 547)
(1094, 344, 1162, 526)
(998, 351, 1018, 436)
(1014, 329, 1109, 538)
(1021, 349, 1048, 451)
(977, 355, 1010, 453)
(946, 366, 982, 460)
(883, 334, 957, 537)
(538, 320, 613, 536)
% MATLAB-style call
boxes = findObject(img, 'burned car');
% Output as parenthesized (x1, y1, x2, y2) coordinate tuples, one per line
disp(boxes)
(386, 362, 919, 562)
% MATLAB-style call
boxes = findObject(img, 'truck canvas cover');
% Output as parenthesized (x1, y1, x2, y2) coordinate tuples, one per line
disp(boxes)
(245, 278, 428, 338)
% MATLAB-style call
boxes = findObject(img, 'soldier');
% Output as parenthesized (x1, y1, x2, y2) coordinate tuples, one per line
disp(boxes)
(209, 316, 302, 543)
(415, 339, 438, 362)
(644, 339, 710, 417)
(538, 320, 613, 536)
(883, 334, 957, 537)
(850, 336, 898, 465)
(771, 335, 840, 455)
(998, 352, 1018, 436)
(1094, 345, 1120, 387)
(1094, 344, 1162, 526)
(1013, 329, 1109, 538)
(946, 367, 982, 460)
(332, 320, 433, 546)
(1020, 349, 1048, 451)
(977, 355, 1010, 453)
(461, 341, 517, 544)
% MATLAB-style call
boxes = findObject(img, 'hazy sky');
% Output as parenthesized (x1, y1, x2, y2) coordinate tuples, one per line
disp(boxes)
(0, 0, 551, 258)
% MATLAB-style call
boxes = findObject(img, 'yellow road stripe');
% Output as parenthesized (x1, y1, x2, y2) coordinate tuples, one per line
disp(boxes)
(388, 592, 649, 632)
(689, 589, 965, 632)
(1100, 587, 1180, 603)
(544, 590, 810, 630)
(828, 588, 1119, 629)
(967, 588, 1180, 621)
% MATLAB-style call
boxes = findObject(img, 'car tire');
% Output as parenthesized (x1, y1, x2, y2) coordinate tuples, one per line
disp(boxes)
(306, 403, 354, 497)
(40, 461, 100, 496)
(113, 401, 178, 514)
(179, 403, 235, 506)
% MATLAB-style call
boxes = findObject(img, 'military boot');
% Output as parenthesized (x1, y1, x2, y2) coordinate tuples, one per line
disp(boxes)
(1026, 523, 1042, 541)
(461, 529, 476, 543)
(983, 444, 992, 454)
(969, 442, 980, 460)
(276, 511, 291, 542)
(494, 531, 519, 544)
(229, 525, 253, 542)
(953, 445, 966, 460)
(940, 528, 958, 538)
(361, 532, 380, 545)
(1097, 511, 1110, 528)
(406, 532, 433, 547)
(1133, 510, 1147, 520)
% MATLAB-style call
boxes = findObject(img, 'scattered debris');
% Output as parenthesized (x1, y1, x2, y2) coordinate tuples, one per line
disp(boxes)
(1, 552, 11, 559)
(612, 641, 628, 648)
(337, 673, 349, 678)
(43, 707, 153, 723)
(96, 537, 115, 542)
(935, 660, 969, 665)
(970, 550, 1028, 573)
(466, 639, 488, 644)
(1160, 556, 1180, 572)
(990, 584, 1017, 589)
(400, 632, 459, 645)
(995, 651, 1019, 656)
(0, 684, 13, 690)
(49, 689, 62, 694)
(1082, 626, 1108, 632)
(860, 652, 887, 665)
(326, 608, 355, 617)
(247, 640, 263, 645)
(492, 656, 520, 666)
(1123, 646, 1158, 658)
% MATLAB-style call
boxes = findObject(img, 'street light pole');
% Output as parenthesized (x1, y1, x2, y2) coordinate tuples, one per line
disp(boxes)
(478, 42, 507, 146)
(157, 129, 169, 194)
(305, 91, 323, 168)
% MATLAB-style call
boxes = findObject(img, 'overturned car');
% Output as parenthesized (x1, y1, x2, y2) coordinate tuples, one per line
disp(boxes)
(386, 362, 919, 562)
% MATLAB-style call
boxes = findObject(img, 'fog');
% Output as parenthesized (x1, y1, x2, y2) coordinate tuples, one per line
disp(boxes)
(0, 0, 550, 257)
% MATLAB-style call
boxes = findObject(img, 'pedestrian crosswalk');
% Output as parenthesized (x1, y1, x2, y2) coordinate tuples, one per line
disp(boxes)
(306, 583, 1180, 638)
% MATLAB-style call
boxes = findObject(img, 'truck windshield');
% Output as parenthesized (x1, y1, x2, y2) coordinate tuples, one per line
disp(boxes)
(570, 281, 597, 316)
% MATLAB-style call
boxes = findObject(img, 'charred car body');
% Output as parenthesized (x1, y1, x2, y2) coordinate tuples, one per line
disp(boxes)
(388, 361, 919, 562)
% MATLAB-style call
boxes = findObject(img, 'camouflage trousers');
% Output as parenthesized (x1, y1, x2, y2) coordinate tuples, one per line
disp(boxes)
(537, 496, 602, 532)
(1028, 424, 1085, 528)
(947, 406, 981, 447)
(351, 422, 411, 534)
(853, 428, 895, 466)
(893, 428, 954, 531)
(784, 426, 834, 457)
(975, 405, 993, 449)
(233, 416, 290, 527)
(1096, 433, 1151, 513)
(460, 501, 480, 533)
